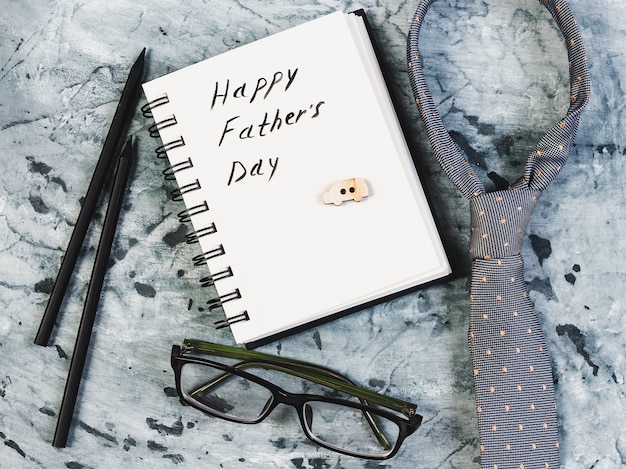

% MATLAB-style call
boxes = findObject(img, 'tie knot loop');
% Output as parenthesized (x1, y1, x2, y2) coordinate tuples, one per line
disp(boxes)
(469, 189, 541, 260)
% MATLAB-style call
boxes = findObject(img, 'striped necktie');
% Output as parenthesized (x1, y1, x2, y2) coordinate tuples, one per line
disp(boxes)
(407, 1, 590, 467)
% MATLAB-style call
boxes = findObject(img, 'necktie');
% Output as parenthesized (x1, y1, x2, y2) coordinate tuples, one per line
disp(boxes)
(407, 1, 590, 468)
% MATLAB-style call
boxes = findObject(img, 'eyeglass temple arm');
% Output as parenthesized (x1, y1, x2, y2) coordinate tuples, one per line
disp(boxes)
(183, 339, 417, 416)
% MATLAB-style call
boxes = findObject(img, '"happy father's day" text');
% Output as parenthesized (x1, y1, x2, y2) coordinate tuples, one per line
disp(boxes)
(209, 68, 325, 185)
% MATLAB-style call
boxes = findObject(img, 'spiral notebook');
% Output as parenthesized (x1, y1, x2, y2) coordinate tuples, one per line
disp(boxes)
(142, 10, 451, 347)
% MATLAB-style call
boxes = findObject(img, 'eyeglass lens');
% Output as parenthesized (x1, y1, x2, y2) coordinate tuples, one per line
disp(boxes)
(180, 362, 273, 422)
(303, 400, 401, 457)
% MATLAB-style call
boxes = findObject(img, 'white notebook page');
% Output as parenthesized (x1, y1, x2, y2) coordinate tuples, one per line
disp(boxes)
(143, 11, 450, 344)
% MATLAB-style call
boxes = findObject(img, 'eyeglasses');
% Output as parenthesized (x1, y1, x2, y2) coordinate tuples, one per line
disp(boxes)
(171, 339, 423, 460)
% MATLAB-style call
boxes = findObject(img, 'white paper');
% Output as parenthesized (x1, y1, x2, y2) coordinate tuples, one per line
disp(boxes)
(143, 11, 451, 344)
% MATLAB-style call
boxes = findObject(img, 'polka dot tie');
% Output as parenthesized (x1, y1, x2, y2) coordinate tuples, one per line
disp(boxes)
(407, 1, 590, 468)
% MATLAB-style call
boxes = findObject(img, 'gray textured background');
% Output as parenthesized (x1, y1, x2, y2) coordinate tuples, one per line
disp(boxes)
(1, 0, 623, 467)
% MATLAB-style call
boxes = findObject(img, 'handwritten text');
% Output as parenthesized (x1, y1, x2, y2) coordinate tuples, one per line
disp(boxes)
(228, 158, 279, 186)
(211, 69, 299, 109)
(218, 101, 325, 147)
(208, 67, 326, 188)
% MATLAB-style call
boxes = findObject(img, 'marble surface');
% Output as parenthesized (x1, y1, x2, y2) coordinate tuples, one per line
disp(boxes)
(1, 0, 624, 467)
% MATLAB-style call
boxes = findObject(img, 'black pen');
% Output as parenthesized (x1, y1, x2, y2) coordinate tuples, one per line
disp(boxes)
(35, 49, 145, 346)
(52, 138, 134, 448)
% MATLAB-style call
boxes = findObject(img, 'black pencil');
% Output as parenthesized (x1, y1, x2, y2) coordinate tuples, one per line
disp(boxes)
(35, 48, 145, 346)
(52, 138, 134, 448)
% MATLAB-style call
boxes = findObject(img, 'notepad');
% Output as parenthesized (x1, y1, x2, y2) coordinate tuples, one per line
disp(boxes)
(142, 10, 451, 347)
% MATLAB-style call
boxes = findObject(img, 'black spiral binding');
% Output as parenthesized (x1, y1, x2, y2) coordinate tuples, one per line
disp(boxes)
(156, 137, 185, 159)
(186, 223, 217, 244)
(178, 201, 210, 224)
(142, 95, 249, 330)
(214, 311, 249, 330)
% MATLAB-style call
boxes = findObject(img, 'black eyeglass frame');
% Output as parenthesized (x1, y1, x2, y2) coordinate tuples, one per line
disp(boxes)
(170, 339, 423, 460)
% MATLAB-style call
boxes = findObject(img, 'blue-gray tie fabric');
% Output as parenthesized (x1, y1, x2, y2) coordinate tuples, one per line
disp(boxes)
(407, 1, 590, 467)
